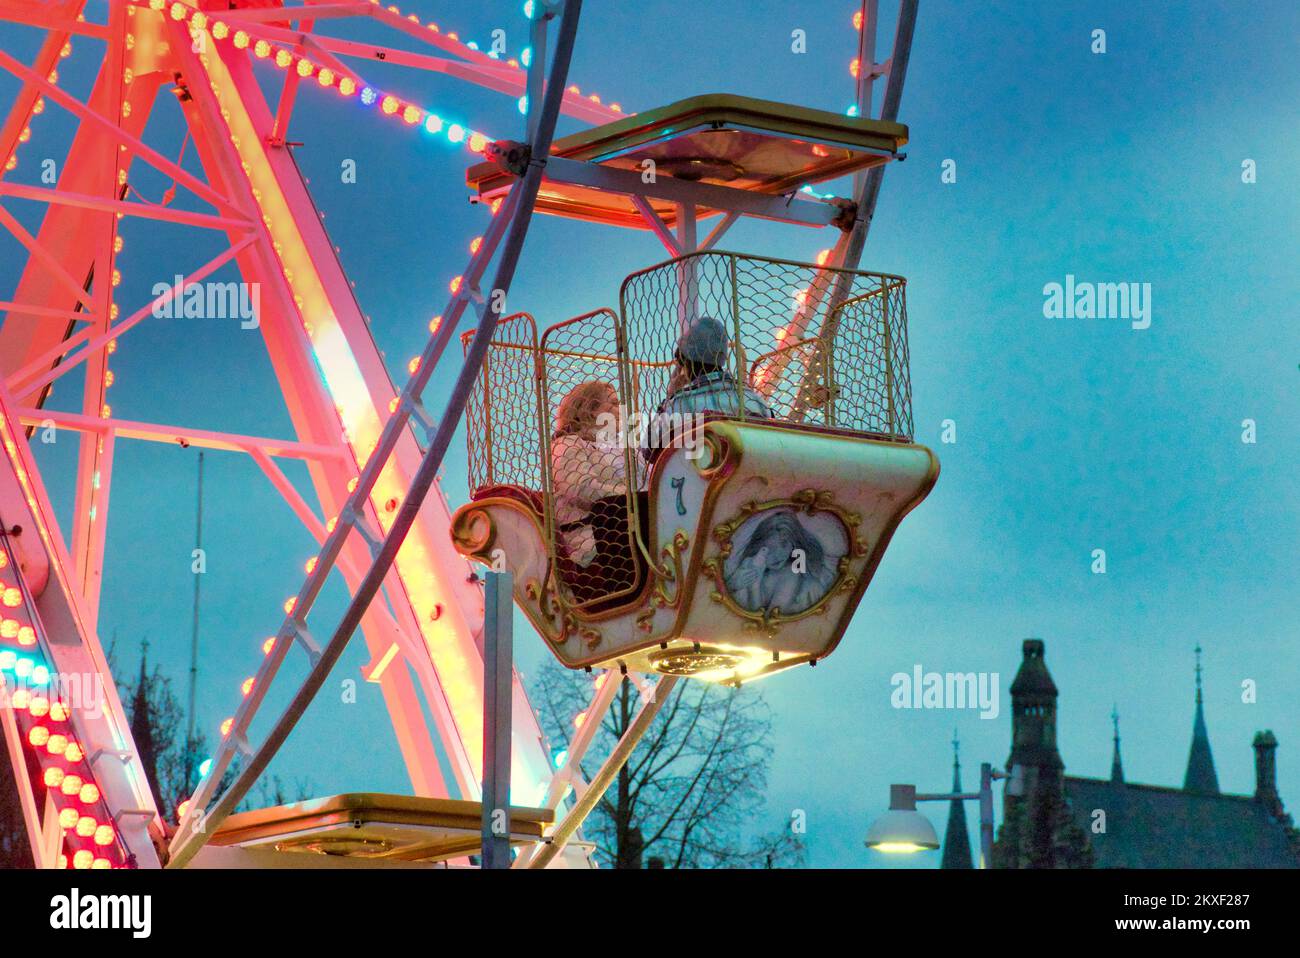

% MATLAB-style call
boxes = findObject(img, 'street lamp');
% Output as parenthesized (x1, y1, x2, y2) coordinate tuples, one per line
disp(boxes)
(865, 762, 1020, 868)
(863, 785, 939, 852)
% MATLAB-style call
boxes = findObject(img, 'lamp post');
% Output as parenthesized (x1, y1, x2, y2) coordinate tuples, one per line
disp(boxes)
(865, 762, 1020, 868)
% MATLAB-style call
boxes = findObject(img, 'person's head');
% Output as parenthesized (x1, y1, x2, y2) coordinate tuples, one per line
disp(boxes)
(554, 380, 619, 441)
(673, 315, 731, 379)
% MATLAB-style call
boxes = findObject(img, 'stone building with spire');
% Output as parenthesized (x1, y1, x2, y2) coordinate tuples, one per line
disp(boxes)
(943, 640, 1300, 868)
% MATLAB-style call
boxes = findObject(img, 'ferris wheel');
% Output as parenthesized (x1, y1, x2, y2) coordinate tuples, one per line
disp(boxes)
(0, 0, 926, 870)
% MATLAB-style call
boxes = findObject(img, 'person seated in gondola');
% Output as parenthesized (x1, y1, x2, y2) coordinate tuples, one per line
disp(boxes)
(643, 315, 773, 463)
(550, 380, 640, 604)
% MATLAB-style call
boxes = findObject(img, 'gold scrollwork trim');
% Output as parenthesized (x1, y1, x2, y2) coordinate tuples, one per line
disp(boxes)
(652, 529, 691, 608)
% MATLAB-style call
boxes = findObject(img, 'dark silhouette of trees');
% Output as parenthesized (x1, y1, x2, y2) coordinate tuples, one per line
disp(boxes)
(532, 662, 803, 868)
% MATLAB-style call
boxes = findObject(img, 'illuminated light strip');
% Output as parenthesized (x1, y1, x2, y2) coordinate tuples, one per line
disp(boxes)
(1, 34, 71, 175)
(0, 540, 124, 869)
(1, 309, 155, 870)
(362, 0, 626, 115)
(176, 33, 515, 813)
(164, 0, 631, 814)
(145, 3, 498, 154)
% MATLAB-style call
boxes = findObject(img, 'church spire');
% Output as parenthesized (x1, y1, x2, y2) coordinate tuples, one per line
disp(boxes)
(941, 729, 973, 869)
(1110, 704, 1124, 784)
(1183, 644, 1220, 795)
(129, 638, 164, 813)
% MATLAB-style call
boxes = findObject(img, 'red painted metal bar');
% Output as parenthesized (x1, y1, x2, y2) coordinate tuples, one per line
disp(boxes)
(0, 45, 248, 219)
(166, 0, 587, 870)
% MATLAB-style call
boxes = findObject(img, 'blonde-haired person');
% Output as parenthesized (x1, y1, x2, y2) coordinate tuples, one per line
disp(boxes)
(551, 380, 628, 571)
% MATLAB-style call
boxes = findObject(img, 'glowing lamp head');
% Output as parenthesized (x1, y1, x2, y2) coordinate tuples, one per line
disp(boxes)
(864, 785, 940, 855)
(94, 824, 115, 846)
(61, 774, 83, 796)
(59, 808, 79, 829)
(72, 850, 94, 870)
(80, 783, 100, 804)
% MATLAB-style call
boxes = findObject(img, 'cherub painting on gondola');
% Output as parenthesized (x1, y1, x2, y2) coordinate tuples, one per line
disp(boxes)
(722, 507, 846, 617)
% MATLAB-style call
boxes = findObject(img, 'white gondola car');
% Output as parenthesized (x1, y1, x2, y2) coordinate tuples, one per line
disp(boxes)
(452, 251, 937, 684)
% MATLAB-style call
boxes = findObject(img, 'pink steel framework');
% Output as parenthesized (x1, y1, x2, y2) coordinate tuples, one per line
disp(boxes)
(0, 0, 611, 868)
(0, 0, 916, 869)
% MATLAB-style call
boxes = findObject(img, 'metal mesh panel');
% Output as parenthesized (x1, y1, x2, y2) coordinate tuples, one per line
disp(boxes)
(538, 309, 644, 609)
(824, 279, 913, 437)
(749, 335, 832, 426)
(618, 251, 912, 440)
(462, 312, 543, 494)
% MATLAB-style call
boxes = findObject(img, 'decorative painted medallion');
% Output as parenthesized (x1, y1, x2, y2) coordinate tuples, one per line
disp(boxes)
(706, 490, 864, 628)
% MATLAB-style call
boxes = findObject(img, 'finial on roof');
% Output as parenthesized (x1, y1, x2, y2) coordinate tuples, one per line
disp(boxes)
(1184, 645, 1220, 795)
(941, 730, 972, 869)
(1110, 704, 1124, 784)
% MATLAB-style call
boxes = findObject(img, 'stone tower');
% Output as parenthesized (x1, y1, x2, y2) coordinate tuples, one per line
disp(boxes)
(992, 639, 1092, 868)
